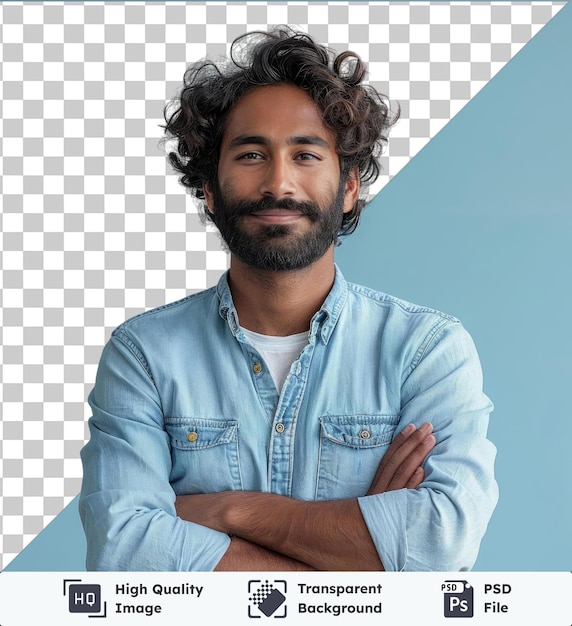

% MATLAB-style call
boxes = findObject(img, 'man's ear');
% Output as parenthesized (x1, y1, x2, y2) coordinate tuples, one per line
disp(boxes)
(342, 168, 360, 214)
(203, 181, 214, 214)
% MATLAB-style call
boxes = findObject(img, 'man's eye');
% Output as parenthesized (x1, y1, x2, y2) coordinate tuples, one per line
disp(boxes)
(238, 152, 263, 160)
(296, 153, 319, 161)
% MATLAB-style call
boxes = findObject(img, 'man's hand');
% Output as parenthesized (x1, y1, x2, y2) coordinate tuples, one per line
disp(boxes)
(367, 422, 435, 495)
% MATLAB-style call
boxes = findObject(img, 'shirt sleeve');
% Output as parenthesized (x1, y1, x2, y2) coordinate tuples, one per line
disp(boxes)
(79, 331, 231, 571)
(357, 320, 498, 571)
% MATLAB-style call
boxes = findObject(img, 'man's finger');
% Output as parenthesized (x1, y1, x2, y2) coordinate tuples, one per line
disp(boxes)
(367, 423, 435, 494)
(406, 466, 425, 490)
(386, 433, 435, 491)
(381, 422, 433, 475)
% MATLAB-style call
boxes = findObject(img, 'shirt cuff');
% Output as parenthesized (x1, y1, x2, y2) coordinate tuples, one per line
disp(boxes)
(357, 490, 408, 572)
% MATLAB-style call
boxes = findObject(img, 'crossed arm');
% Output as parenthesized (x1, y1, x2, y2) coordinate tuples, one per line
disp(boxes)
(175, 422, 436, 571)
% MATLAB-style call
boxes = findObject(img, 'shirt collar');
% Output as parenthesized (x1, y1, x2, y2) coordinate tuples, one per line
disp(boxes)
(216, 264, 348, 345)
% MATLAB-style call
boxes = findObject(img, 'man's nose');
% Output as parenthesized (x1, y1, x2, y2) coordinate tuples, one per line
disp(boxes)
(259, 158, 296, 197)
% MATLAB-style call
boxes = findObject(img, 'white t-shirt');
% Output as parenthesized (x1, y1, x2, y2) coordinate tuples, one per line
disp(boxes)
(241, 327, 309, 392)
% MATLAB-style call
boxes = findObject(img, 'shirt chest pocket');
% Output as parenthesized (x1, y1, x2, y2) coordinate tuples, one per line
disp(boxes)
(164, 417, 243, 494)
(316, 414, 399, 500)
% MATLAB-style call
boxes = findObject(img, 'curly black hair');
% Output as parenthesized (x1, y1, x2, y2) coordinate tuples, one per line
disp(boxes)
(164, 27, 398, 236)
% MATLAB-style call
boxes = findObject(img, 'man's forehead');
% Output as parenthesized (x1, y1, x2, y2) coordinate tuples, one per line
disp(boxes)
(221, 83, 335, 148)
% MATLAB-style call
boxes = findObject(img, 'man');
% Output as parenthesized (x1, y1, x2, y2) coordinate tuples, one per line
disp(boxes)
(79, 28, 498, 571)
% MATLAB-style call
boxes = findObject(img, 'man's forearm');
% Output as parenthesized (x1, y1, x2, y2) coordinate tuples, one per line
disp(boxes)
(230, 493, 384, 571)
(176, 492, 383, 571)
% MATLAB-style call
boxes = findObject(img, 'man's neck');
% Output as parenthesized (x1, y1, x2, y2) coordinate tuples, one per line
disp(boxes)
(228, 249, 336, 336)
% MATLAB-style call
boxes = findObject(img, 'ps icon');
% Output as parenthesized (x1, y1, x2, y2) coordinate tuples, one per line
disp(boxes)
(443, 580, 473, 618)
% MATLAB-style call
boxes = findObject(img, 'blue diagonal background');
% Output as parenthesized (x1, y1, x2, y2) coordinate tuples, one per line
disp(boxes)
(338, 1, 572, 570)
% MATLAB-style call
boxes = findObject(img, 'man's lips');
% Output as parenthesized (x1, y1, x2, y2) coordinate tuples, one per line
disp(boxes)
(248, 209, 305, 223)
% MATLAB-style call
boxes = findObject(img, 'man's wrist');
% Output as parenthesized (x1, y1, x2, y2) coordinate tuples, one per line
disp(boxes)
(220, 491, 240, 536)
(222, 492, 294, 547)
(222, 491, 262, 538)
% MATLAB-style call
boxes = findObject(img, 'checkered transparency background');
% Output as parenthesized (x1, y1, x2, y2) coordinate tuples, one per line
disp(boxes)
(0, 1, 564, 569)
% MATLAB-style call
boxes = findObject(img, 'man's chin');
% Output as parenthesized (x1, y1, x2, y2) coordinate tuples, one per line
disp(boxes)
(229, 237, 333, 272)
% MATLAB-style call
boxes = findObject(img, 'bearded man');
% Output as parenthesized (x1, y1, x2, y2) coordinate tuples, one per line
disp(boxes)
(80, 28, 498, 571)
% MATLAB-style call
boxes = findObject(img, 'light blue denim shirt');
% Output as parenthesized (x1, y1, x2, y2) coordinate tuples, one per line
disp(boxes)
(80, 266, 498, 571)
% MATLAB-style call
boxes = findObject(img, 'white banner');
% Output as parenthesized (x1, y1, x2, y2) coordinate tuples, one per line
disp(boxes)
(0, 572, 570, 624)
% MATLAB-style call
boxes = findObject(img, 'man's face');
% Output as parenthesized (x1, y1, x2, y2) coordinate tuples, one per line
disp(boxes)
(204, 84, 359, 271)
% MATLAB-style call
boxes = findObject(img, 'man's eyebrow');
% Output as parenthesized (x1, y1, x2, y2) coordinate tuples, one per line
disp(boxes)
(228, 135, 269, 149)
(227, 134, 331, 149)
(287, 135, 331, 148)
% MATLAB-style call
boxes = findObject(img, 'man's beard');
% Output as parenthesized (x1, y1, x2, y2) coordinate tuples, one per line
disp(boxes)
(210, 180, 346, 272)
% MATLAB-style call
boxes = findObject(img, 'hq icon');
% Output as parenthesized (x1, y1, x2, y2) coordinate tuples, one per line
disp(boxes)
(442, 580, 474, 618)
(63, 579, 107, 618)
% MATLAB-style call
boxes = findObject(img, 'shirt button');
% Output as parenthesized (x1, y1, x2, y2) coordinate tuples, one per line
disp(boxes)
(252, 363, 263, 374)
(275, 422, 285, 434)
(359, 429, 371, 440)
(187, 431, 198, 443)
